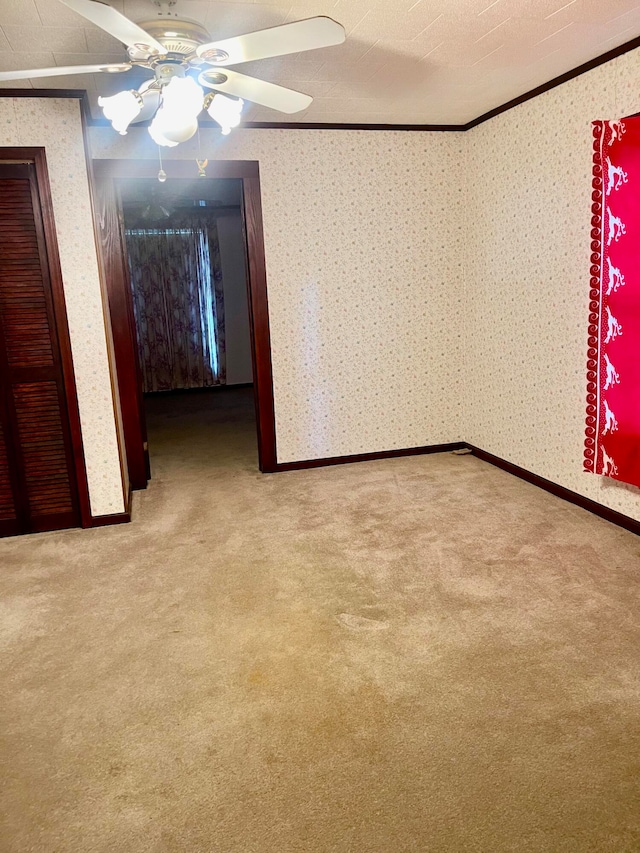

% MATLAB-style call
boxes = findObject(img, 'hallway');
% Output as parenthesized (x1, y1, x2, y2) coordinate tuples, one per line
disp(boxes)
(1, 390, 640, 852)
(144, 386, 259, 479)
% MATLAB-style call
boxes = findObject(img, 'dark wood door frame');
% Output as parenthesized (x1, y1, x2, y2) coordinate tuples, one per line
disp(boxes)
(92, 172, 150, 490)
(0, 147, 92, 530)
(91, 159, 278, 476)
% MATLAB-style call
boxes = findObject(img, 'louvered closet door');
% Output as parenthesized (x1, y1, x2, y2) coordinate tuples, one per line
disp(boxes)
(0, 162, 81, 536)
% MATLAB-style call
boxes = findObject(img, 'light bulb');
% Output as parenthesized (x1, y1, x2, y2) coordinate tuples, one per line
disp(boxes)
(158, 169, 167, 183)
(206, 93, 243, 134)
(98, 90, 142, 135)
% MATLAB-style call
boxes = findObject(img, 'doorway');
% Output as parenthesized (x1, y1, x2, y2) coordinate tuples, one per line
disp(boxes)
(93, 160, 277, 494)
(120, 176, 256, 477)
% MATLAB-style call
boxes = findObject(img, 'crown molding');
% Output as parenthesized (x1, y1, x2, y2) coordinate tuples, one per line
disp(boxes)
(0, 88, 89, 99)
(237, 121, 463, 131)
(464, 33, 640, 129)
(1, 32, 639, 132)
(88, 115, 465, 130)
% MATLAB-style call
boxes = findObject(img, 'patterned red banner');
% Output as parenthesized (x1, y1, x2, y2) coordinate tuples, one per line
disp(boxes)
(585, 118, 640, 486)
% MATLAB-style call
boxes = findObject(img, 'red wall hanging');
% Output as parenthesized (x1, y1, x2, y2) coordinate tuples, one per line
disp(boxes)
(585, 117, 640, 487)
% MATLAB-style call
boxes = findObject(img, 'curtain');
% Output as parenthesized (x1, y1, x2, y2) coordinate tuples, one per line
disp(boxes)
(584, 117, 640, 487)
(124, 211, 225, 392)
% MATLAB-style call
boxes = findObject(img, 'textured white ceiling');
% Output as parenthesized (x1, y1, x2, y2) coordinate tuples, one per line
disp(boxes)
(0, 0, 639, 124)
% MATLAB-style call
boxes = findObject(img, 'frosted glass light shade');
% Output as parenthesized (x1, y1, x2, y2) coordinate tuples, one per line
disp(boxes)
(148, 108, 199, 147)
(148, 76, 204, 147)
(206, 94, 243, 134)
(148, 109, 180, 147)
(98, 90, 142, 135)
(162, 75, 204, 118)
(159, 116, 199, 144)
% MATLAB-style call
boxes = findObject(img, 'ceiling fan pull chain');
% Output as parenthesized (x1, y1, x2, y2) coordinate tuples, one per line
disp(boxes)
(196, 124, 208, 177)
(157, 147, 167, 183)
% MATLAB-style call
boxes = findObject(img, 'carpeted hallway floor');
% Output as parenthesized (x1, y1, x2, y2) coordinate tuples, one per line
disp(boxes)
(1, 387, 640, 852)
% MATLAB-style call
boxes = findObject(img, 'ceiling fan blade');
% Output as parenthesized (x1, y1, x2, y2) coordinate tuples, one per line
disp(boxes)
(0, 63, 132, 82)
(202, 68, 312, 113)
(59, 0, 165, 53)
(196, 16, 345, 65)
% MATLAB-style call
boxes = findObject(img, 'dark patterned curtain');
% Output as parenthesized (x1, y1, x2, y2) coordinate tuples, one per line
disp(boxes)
(124, 211, 225, 393)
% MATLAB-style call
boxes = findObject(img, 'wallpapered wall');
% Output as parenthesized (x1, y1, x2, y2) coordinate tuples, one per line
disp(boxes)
(5, 45, 639, 522)
(90, 127, 467, 462)
(464, 47, 640, 520)
(0, 98, 125, 517)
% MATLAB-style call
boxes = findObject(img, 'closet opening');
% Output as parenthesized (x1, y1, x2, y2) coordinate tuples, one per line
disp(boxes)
(0, 148, 91, 537)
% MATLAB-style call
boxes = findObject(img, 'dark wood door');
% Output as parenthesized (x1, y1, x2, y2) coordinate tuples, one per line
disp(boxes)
(0, 162, 81, 536)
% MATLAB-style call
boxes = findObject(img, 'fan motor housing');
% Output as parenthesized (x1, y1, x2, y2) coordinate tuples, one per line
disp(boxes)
(134, 18, 211, 55)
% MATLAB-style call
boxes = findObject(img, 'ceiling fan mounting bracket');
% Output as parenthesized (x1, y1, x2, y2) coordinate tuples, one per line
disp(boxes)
(151, 0, 179, 16)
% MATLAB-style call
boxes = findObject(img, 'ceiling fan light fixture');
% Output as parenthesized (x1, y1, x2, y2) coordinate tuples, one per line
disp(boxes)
(98, 90, 143, 135)
(205, 92, 243, 134)
(161, 74, 204, 115)
(150, 111, 199, 145)
(148, 109, 180, 147)
(147, 77, 204, 146)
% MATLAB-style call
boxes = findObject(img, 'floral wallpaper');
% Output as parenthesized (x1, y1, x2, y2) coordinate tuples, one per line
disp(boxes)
(91, 127, 468, 462)
(0, 98, 125, 517)
(464, 47, 640, 521)
(5, 43, 637, 523)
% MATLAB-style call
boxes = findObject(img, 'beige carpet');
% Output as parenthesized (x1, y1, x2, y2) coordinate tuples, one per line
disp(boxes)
(1, 387, 640, 853)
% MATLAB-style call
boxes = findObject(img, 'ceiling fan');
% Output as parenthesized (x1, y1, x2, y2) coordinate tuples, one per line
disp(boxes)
(0, 0, 345, 142)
